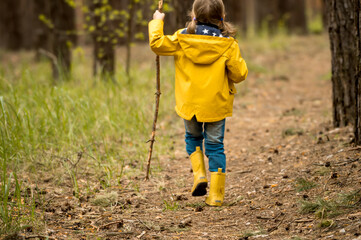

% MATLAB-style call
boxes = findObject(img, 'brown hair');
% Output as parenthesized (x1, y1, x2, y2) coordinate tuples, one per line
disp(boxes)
(186, 0, 236, 37)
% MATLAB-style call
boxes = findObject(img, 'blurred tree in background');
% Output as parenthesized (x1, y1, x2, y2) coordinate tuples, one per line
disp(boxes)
(254, 0, 307, 35)
(49, 0, 77, 79)
(0, 0, 327, 79)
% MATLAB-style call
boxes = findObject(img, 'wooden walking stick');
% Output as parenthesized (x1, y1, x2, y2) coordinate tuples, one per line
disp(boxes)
(145, 0, 164, 181)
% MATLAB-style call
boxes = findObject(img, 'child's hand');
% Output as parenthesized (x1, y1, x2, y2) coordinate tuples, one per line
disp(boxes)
(153, 10, 165, 21)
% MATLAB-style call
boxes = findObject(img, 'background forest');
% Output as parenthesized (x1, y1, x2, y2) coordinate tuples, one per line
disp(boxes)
(1, 0, 361, 239)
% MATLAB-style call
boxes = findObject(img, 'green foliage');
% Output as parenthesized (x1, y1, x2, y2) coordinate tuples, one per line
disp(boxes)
(307, 14, 324, 34)
(282, 128, 304, 137)
(92, 191, 119, 207)
(282, 108, 304, 117)
(0, 51, 178, 233)
(300, 190, 361, 220)
(38, 14, 54, 29)
(186, 202, 206, 209)
(239, 228, 267, 238)
(163, 199, 180, 211)
(295, 178, 317, 192)
(82, 0, 151, 57)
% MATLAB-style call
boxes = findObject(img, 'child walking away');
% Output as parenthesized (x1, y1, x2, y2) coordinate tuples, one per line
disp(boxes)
(149, 0, 248, 206)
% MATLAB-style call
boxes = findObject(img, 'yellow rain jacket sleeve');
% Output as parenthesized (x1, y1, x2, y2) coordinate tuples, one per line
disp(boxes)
(149, 19, 248, 122)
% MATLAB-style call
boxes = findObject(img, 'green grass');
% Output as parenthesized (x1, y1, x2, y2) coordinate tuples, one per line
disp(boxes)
(295, 178, 317, 192)
(300, 190, 361, 220)
(163, 199, 180, 211)
(307, 14, 324, 35)
(239, 228, 267, 239)
(283, 108, 304, 117)
(282, 128, 304, 137)
(0, 49, 178, 234)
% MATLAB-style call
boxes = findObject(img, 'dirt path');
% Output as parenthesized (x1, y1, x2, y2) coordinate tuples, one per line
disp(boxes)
(8, 35, 361, 240)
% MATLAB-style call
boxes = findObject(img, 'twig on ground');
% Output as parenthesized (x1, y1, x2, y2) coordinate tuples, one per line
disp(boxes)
(294, 218, 314, 223)
(98, 220, 124, 230)
(137, 231, 146, 239)
(267, 214, 286, 233)
(230, 170, 252, 175)
(136, 218, 151, 230)
(104, 232, 133, 236)
(334, 158, 360, 166)
(346, 146, 361, 152)
(23, 235, 55, 240)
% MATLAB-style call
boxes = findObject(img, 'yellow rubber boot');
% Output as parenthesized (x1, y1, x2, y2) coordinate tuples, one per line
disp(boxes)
(190, 147, 208, 196)
(205, 168, 226, 206)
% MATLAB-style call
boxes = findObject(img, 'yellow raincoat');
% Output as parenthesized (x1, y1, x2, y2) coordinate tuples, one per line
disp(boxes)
(149, 19, 248, 122)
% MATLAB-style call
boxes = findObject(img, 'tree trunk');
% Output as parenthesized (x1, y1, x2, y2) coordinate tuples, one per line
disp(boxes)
(173, 0, 194, 29)
(322, 0, 328, 30)
(355, 1, 361, 145)
(90, 0, 115, 79)
(224, 0, 247, 35)
(34, 0, 52, 57)
(326, 0, 358, 128)
(279, 0, 308, 34)
(126, 0, 137, 78)
(254, 0, 307, 35)
(0, 0, 22, 50)
(254, 0, 279, 35)
(49, 0, 76, 80)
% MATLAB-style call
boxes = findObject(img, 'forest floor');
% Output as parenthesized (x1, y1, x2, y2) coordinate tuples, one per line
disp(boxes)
(3, 35, 361, 240)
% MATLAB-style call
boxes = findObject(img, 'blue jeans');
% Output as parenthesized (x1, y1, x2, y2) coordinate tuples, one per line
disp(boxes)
(184, 116, 226, 173)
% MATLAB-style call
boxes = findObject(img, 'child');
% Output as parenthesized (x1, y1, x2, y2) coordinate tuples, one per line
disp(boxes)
(149, 0, 248, 206)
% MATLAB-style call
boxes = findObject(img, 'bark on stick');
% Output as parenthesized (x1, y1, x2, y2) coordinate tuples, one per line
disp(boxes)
(145, 0, 163, 181)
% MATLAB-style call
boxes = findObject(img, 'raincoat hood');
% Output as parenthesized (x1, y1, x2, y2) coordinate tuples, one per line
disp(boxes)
(178, 34, 234, 65)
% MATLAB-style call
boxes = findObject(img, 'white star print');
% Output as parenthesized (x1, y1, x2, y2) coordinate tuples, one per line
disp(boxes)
(219, 34, 223, 38)
(202, 29, 209, 34)
(212, 32, 217, 36)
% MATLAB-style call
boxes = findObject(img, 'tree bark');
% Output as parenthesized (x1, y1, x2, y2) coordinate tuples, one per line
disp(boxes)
(0, 0, 22, 50)
(279, 0, 308, 34)
(34, 0, 52, 57)
(326, 0, 358, 127)
(254, 0, 307, 35)
(355, 1, 361, 145)
(224, 0, 247, 35)
(90, 0, 115, 79)
(49, 0, 76, 79)
(126, 0, 137, 78)
(321, 0, 328, 30)
(173, 0, 193, 29)
(254, 0, 279, 35)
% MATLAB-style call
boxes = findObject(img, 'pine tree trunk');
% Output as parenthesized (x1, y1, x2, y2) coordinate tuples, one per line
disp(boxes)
(279, 0, 308, 34)
(50, 0, 76, 79)
(326, 0, 358, 127)
(0, 0, 22, 50)
(254, 0, 307, 35)
(90, 0, 115, 79)
(173, 0, 193, 29)
(254, 0, 279, 35)
(355, 1, 361, 145)
(224, 0, 247, 35)
(126, 0, 137, 78)
(322, 0, 328, 30)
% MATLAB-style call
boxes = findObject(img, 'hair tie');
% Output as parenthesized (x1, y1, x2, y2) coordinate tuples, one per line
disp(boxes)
(221, 18, 223, 21)
(193, 17, 196, 21)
